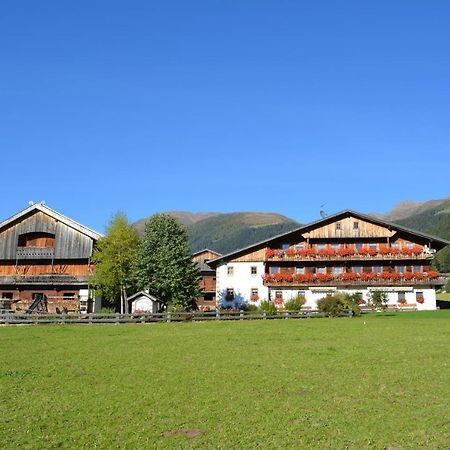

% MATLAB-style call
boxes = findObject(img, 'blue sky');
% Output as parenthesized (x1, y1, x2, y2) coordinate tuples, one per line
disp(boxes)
(1, 1, 449, 232)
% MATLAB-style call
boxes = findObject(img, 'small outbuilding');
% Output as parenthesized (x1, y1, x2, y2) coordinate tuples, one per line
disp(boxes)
(127, 291, 166, 314)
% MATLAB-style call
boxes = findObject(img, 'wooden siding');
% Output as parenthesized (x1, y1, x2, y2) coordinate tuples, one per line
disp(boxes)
(0, 210, 94, 259)
(231, 248, 266, 263)
(193, 250, 220, 262)
(303, 216, 394, 239)
(0, 262, 91, 276)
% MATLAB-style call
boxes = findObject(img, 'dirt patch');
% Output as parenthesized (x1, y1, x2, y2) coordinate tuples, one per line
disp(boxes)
(163, 428, 203, 439)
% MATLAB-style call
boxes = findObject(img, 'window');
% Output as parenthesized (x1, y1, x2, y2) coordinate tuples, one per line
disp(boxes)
(331, 242, 339, 250)
(295, 244, 304, 251)
(226, 288, 234, 301)
(374, 266, 381, 274)
(204, 293, 214, 301)
(353, 266, 361, 274)
(270, 266, 279, 275)
(295, 266, 305, 274)
(355, 243, 363, 250)
(353, 222, 359, 230)
(32, 293, 44, 300)
(416, 291, 424, 302)
(406, 242, 414, 249)
(275, 291, 283, 299)
(396, 265, 405, 273)
(333, 266, 343, 274)
(297, 290, 306, 297)
(250, 266, 257, 275)
(369, 242, 377, 249)
(227, 266, 234, 276)
(336, 223, 341, 230)
(63, 292, 75, 300)
(316, 266, 326, 274)
(391, 242, 400, 249)
(413, 265, 421, 273)
(317, 243, 325, 250)
(1, 292, 13, 299)
(251, 288, 258, 299)
(398, 291, 406, 302)
(281, 243, 290, 250)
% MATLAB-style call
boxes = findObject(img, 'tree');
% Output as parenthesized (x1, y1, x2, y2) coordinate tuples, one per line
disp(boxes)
(133, 214, 200, 310)
(91, 212, 139, 313)
(369, 291, 389, 311)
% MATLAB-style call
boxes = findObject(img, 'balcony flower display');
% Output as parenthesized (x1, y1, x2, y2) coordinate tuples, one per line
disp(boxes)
(285, 248, 296, 257)
(319, 248, 336, 257)
(426, 271, 439, 279)
(338, 247, 353, 257)
(262, 274, 274, 283)
(379, 245, 391, 255)
(307, 248, 316, 257)
(360, 272, 378, 281)
(274, 272, 284, 283)
(380, 271, 392, 280)
(358, 248, 369, 256)
(282, 273, 293, 283)
(414, 272, 424, 280)
(297, 248, 309, 257)
(250, 294, 259, 302)
(390, 247, 400, 255)
(276, 249, 284, 258)
(367, 248, 378, 256)
(265, 249, 275, 259)
(416, 295, 425, 304)
(294, 273, 314, 283)
(340, 271, 357, 281)
(315, 272, 333, 282)
(402, 271, 415, 281)
(402, 244, 423, 256)
(273, 297, 284, 305)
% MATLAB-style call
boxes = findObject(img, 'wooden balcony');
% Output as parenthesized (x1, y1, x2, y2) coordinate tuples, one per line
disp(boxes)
(264, 275, 447, 288)
(265, 251, 434, 263)
(0, 274, 89, 285)
(16, 247, 54, 259)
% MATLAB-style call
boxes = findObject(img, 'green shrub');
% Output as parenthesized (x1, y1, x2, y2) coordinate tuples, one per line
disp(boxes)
(258, 300, 277, 316)
(317, 294, 360, 317)
(95, 307, 116, 314)
(284, 296, 306, 311)
(369, 291, 389, 311)
(241, 303, 258, 312)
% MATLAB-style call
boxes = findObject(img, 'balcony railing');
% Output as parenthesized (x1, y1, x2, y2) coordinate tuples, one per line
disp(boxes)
(265, 250, 435, 262)
(16, 247, 54, 259)
(263, 274, 446, 288)
(0, 274, 89, 285)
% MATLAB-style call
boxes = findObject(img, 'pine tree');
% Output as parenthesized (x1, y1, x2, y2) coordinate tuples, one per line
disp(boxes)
(91, 212, 139, 313)
(133, 214, 200, 310)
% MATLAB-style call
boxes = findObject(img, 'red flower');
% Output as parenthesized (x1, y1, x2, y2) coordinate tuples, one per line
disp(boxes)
(265, 249, 275, 259)
(295, 273, 313, 283)
(273, 297, 283, 305)
(307, 248, 317, 257)
(262, 274, 273, 283)
(427, 271, 439, 279)
(285, 248, 295, 257)
(358, 248, 369, 256)
(403, 271, 414, 281)
(274, 272, 284, 283)
(250, 294, 259, 302)
(416, 296, 425, 304)
(340, 272, 357, 281)
(367, 248, 378, 256)
(379, 245, 391, 255)
(414, 272, 423, 280)
(298, 248, 308, 257)
(338, 247, 353, 257)
(316, 272, 333, 282)
(282, 273, 293, 283)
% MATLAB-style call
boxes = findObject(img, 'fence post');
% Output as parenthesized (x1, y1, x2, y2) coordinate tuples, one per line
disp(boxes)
(140, 315, 145, 324)
(115, 313, 120, 324)
(167, 313, 171, 323)
(263, 311, 267, 320)
(240, 310, 244, 320)
(61, 313, 66, 325)
(216, 310, 220, 320)
(285, 311, 289, 320)
(88, 313, 93, 325)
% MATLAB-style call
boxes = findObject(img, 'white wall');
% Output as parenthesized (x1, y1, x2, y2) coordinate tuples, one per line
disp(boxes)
(216, 261, 268, 307)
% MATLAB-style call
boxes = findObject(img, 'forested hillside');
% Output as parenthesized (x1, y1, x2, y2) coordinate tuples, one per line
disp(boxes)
(395, 199, 450, 271)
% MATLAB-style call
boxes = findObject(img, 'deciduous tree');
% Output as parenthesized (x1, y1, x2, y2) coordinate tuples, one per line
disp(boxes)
(133, 214, 200, 310)
(91, 212, 139, 313)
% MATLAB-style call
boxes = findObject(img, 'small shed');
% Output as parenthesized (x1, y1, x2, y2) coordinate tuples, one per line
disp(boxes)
(127, 291, 166, 314)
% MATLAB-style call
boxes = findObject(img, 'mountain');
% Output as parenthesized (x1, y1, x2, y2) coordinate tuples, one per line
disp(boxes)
(394, 199, 450, 271)
(373, 198, 448, 221)
(134, 212, 300, 255)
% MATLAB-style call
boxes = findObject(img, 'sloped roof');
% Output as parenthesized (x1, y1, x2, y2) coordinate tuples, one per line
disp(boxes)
(0, 203, 102, 240)
(192, 248, 222, 258)
(126, 290, 165, 303)
(208, 209, 450, 267)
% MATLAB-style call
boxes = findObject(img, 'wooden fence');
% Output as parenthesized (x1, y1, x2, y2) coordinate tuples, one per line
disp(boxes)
(0, 309, 355, 325)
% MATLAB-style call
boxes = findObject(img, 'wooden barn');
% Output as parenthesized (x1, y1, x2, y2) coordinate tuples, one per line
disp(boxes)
(0, 203, 102, 313)
(192, 249, 221, 310)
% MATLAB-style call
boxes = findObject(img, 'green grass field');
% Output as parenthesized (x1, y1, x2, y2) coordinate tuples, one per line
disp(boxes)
(2, 312, 450, 449)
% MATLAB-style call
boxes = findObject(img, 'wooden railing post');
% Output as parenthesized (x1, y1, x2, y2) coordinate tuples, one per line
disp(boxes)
(240, 310, 244, 320)
(263, 311, 267, 320)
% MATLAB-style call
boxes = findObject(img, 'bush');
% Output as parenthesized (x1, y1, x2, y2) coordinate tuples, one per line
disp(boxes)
(369, 291, 389, 311)
(317, 294, 360, 317)
(283, 296, 306, 311)
(240, 303, 258, 312)
(95, 307, 116, 314)
(258, 300, 277, 316)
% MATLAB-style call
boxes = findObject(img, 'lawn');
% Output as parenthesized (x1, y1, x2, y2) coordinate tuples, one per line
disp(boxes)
(1, 312, 450, 449)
